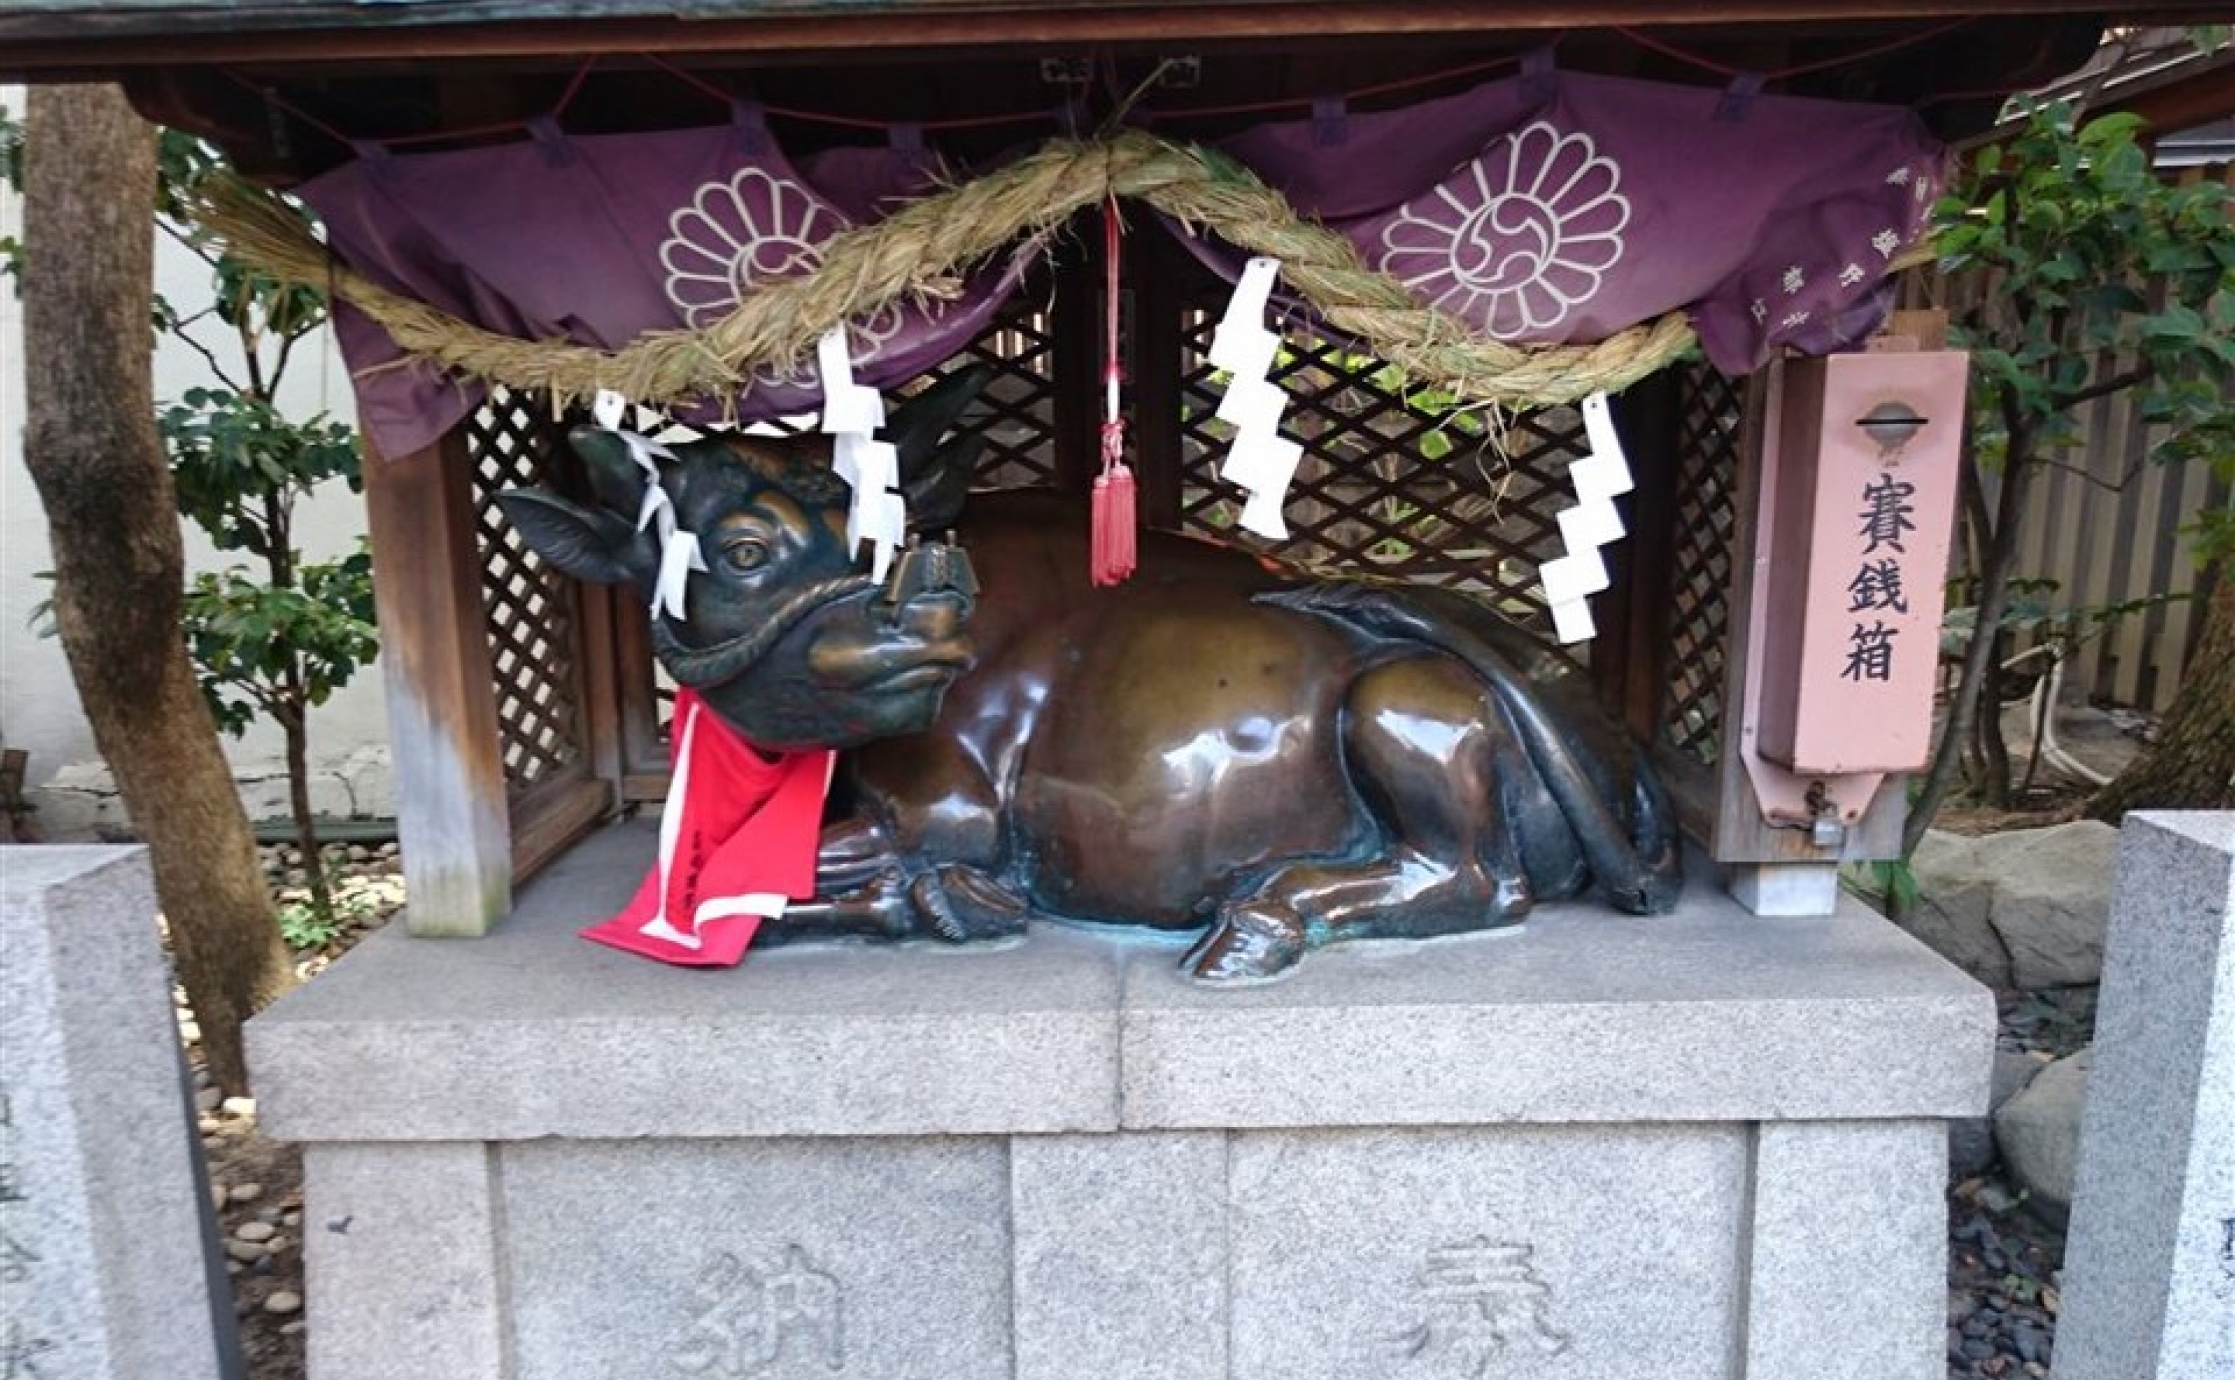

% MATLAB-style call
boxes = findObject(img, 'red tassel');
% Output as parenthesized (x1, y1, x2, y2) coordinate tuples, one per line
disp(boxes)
(1092, 463, 1136, 586)
(1091, 199, 1137, 587)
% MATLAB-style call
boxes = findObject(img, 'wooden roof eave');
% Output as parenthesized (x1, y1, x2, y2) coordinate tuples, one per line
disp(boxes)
(0, 0, 2185, 78)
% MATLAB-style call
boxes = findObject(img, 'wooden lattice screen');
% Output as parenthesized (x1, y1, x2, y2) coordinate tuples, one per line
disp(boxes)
(1171, 307, 1587, 630)
(465, 393, 602, 821)
(1657, 362, 1748, 768)
(954, 309, 1070, 492)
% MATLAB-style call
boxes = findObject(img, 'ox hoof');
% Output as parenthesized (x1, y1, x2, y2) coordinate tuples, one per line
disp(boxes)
(1184, 902, 1306, 983)
(909, 867, 1027, 943)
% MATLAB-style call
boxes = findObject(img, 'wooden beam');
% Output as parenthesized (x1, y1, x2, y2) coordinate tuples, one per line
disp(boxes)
(363, 427, 514, 937)
(0, 1, 2146, 76)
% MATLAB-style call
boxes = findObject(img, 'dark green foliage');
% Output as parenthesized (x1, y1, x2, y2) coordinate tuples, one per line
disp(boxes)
(1933, 101, 2233, 558)
(181, 549, 377, 739)
(1905, 100, 2234, 850)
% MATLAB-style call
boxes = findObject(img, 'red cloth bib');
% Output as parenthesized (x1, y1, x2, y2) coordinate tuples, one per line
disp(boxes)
(582, 690, 833, 966)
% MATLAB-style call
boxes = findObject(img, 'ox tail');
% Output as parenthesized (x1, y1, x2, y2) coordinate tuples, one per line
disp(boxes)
(1257, 581, 1682, 915)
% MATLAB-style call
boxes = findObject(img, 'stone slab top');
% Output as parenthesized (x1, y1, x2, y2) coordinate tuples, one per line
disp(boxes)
(249, 821, 1994, 1142)
(2129, 809, 2235, 858)
(0, 843, 148, 897)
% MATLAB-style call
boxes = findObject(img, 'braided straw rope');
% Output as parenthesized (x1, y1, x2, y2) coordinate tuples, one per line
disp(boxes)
(189, 130, 1698, 416)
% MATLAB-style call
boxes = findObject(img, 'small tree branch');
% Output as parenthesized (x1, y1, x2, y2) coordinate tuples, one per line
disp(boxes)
(167, 323, 245, 393)
(2052, 361, 2154, 411)
(268, 326, 302, 394)
(156, 214, 222, 271)
(239, 312, 268, 399)
(2033, 453, 2150, 494)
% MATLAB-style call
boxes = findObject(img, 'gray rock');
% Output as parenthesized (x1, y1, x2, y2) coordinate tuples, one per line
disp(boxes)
(1987, 821, 2118, 988)
(1994, 1047, 2089, 1221)
(1230, 1124, 1749, 1380)
(1902, 822, 2119, 988)
(256, 817, 1997, 1380)
(1745, 1121, 1947, 1380)
(1948, 1050, 2051, 1177)
(1898, 831, 2011, 986)
(501, 1138, 1013, 1380)
(305, 1143, 507, 1379)
(257, 819, 1993, 1141)
(1013, 1132, 1227, 1380)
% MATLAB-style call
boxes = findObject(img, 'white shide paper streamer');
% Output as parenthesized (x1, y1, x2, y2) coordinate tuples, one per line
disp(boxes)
(594, 388, 704, 623)
(1210, 258, 1300, 541)
(1540, 392, 1633, 644)
(817, 330, 903, 583)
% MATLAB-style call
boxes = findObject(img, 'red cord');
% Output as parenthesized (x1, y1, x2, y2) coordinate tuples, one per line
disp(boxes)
(1612, 20, 1972, 83)
(1091, 196, 1136, 586)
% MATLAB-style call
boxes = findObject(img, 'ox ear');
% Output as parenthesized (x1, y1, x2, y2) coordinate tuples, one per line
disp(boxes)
(495, 488, 656, 588)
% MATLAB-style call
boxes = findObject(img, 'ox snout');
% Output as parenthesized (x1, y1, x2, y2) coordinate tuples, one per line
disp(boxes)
(879, 587, 970, 642)
(800, 539, 980, 700)
(875, 539, 979, 622)
(870, 538, 978, 648)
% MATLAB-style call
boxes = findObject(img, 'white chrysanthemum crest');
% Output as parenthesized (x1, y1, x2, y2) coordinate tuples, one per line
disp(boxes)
(1375, 122, 1630, 340)
(659, 167, 923, 387)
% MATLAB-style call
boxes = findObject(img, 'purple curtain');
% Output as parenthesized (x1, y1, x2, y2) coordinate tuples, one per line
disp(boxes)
(300, 109, 1028, 459)
(1206, 68, 1941, 371)
(297, 72, 1942, 462)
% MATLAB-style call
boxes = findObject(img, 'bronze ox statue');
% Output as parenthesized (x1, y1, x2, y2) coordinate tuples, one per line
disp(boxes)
(499, 370, 1680, 982)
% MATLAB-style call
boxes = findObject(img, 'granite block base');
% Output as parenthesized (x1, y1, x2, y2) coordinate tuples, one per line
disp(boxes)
(252, 822, 1993, 1380)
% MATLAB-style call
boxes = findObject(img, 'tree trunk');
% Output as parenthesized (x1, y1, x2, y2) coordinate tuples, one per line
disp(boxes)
(281, 700, 335, 924)
(2087, 571, 2235, 820)
(20, 86, 295, 1095)
(1977, 635, 2015, 809)
(1905, 425, 2038, 855)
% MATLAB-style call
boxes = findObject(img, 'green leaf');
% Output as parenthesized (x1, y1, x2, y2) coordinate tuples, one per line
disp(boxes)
(2144, 305, 2207, 345)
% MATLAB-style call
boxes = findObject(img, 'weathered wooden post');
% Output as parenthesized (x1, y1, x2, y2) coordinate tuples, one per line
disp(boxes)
(362, 429, 513, 937)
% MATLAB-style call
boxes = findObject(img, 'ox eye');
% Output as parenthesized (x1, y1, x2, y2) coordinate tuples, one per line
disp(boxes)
(721, 537, 770, 573)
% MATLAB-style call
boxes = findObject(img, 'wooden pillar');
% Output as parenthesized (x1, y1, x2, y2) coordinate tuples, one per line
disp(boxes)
(364, 427, 512, 936)
(1130, 230, 1187, 530)
(1051, 237, 1103, 497)
(1603, 371, 1682, 737)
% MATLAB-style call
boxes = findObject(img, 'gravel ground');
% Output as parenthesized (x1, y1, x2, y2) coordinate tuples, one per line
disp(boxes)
(185, 839, 403, 1380)
(190, 842, 2100, 1380)
(1943, 985, 2098, 1380)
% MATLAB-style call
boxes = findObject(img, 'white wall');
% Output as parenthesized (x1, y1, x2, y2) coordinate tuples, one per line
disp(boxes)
(1, 91, 393, 837)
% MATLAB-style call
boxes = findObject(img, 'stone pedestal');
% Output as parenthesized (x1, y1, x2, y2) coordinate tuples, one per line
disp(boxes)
(2055, 813, 2235, 1380)
(250, 822, 1992, 1380)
